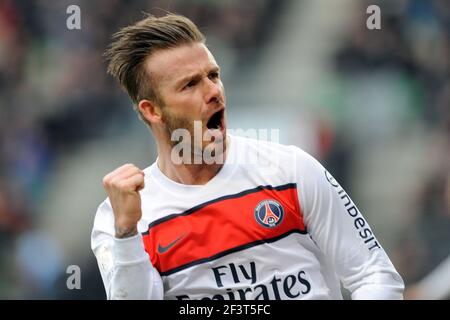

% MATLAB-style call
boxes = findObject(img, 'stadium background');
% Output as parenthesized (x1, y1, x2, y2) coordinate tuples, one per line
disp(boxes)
(0, 0, 449, 299)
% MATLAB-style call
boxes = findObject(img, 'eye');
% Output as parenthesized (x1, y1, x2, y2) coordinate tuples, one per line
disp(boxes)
(208, 72, 219, 80)
(184, 80, 197, 90)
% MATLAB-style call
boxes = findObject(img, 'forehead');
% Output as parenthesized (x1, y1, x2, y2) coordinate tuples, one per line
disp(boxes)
(144, 43, 218, 86)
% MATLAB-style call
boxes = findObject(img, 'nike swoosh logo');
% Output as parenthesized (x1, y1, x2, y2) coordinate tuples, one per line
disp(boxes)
(157, 234, 185, 254)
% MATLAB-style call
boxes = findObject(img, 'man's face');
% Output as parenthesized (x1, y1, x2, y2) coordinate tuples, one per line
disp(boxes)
(145, 43, 227, 158)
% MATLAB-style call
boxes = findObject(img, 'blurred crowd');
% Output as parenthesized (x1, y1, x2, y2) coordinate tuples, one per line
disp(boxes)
(332, 0, 450, 298)
(0, 0, 448, 299)
(0, 0, 285, 299)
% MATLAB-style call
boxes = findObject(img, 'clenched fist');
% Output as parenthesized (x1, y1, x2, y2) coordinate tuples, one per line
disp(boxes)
(102, 164, 145, 238)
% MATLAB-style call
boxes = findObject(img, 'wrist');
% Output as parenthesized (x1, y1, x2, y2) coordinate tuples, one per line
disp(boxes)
(114, 223, 138, 238)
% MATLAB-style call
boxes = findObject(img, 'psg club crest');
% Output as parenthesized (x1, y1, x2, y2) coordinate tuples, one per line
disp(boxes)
(254, 200, 284, 228)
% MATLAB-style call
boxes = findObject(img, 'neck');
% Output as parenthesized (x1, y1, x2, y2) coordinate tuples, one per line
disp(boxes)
(156, 136, 229, 185)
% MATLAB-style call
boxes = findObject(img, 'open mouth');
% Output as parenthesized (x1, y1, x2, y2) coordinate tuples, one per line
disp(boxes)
(206, 109, 224, 130)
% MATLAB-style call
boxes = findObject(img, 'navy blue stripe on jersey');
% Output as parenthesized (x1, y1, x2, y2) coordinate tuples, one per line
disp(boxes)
(159, 228, 306, 276)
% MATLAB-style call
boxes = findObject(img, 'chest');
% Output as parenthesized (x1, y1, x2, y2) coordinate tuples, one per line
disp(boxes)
(141, 184, 306, 276)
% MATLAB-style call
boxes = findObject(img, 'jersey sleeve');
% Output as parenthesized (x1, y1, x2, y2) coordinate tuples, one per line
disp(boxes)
(292, 146, 404, 299)
(91, 200, 164, 300)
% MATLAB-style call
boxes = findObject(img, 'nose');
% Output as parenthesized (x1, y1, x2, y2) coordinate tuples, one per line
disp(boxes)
(204, 78, 222, 105)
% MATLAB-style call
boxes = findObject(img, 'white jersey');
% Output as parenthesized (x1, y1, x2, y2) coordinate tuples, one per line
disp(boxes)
(91, 134, 404, 300)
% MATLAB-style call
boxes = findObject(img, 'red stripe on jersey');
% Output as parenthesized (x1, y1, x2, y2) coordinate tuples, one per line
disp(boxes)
(142, 184, 305, 275)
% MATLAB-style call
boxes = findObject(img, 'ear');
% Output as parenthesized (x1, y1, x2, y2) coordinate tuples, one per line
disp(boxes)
(138, 99, 163, 125)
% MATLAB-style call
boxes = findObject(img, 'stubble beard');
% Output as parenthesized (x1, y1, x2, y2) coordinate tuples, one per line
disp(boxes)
(162, 106, 227, 165)
(162, 108, 202, 159)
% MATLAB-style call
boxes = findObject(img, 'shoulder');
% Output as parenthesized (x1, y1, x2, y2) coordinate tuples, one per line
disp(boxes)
(230, 134, 296, 157)
(92, 196, 115, 225)
(91, 198, 114, 250)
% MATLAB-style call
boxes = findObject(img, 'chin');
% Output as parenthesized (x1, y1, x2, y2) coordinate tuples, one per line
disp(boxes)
(202, 133, 227, 164)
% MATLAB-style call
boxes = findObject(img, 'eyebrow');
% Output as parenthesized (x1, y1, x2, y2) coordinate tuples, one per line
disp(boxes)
(174, 66, 220, 88)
